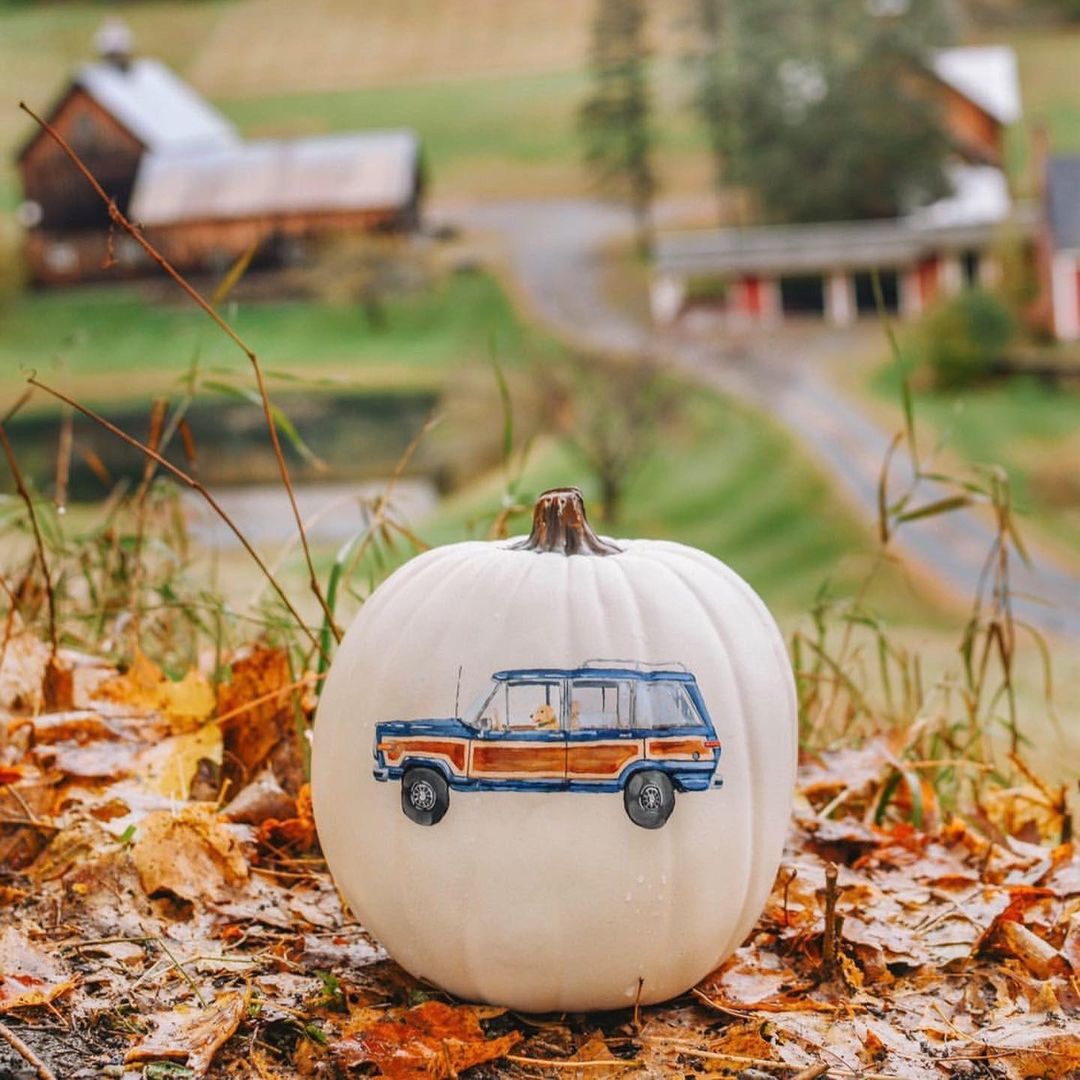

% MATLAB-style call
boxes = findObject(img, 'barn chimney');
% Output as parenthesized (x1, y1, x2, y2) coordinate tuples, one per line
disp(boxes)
(94, 17, 134, 71)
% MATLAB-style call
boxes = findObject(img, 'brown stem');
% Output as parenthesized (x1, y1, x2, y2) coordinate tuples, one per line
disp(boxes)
(510, 488, 621, 556)
(0, 406, 58, 657)
(18, 101, 341, 645)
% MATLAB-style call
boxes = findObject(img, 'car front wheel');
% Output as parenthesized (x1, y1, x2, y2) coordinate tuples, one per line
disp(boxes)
(624, 769, 675, 829)
(401, 766, 450, 826)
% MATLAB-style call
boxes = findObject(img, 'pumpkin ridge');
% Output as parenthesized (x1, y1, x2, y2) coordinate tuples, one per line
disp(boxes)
(652, 547, 787, 965)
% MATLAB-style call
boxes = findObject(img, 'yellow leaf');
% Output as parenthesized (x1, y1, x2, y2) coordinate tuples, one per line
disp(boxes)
(143, 722, 223, 801)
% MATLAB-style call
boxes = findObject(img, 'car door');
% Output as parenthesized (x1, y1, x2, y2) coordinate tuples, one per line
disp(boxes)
(565, 678, 641, 790)
(467, 677, 567, 788)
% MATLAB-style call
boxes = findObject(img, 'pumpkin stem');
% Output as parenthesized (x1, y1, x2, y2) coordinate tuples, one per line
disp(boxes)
(511, 488, 622, 556)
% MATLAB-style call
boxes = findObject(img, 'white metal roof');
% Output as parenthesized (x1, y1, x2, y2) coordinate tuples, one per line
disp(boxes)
(74, 58, 239, 153)
(930, 46, 1021, 126)
(906, 163, 1012, 228)
(130, 130, 420, 226)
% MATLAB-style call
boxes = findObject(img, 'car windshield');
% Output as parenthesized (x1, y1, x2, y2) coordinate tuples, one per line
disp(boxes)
(460, 682, 498, 730)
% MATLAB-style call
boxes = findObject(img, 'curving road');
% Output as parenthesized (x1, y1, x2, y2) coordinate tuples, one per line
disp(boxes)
(452, 198, 1080, 639)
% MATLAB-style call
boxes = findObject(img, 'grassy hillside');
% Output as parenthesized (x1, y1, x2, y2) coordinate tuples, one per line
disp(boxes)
(397, 391, 941, 622)
(872, 356, 1080, 554)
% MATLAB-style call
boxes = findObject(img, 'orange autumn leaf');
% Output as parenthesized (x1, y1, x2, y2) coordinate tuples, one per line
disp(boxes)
(217, 646, 301, 786)
(330, 1000, 521, 1078)
(257, 782, 316, 852)
(130, 804, 248, 905)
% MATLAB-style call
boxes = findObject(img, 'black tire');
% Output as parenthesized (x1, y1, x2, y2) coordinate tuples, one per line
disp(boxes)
(624, 769, 675, 829)
(401, 767, 450, 826)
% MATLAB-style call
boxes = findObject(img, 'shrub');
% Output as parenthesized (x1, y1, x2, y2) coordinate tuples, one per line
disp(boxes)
(922, 289, 1017, 390)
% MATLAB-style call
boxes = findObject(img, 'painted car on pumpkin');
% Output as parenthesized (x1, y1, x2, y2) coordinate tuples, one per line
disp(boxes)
(372, 661, 722, 829)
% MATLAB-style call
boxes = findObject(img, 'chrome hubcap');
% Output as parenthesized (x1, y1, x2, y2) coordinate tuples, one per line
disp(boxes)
(410, 780, 437, 811)
(639, 784, 663, 811)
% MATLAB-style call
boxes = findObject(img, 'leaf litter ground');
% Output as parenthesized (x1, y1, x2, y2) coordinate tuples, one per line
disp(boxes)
(1, 632, 1078, 1079)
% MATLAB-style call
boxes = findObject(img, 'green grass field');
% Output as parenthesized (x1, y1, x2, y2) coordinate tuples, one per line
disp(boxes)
(0, 269, 547, 408)
(994, 26, 1080, 188)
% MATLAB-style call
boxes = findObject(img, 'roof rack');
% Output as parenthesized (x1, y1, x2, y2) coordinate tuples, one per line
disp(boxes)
(580, 658, 689, 673)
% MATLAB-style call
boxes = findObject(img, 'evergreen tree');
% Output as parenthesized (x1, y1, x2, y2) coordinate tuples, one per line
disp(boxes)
(579, 0, 657, 254)
(687, 0, 954, 223)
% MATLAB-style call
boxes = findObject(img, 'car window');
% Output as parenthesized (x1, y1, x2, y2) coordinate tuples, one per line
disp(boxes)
(505, 680, 563, 731)
(634, 681, 701, 730)
(570, 680, 631, 730)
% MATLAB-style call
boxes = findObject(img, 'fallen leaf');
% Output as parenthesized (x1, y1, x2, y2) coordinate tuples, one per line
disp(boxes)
(0, 775, 57, 871)
(701, 947, 810, 1008)
(131, 804, 248, 905)
(95, 649, 214, 726)
(217, 646, 303, 791)
(0, 632, 50, 711)
(330, 1000, 522, 1078)
(257, 782, 316, 852)
(997, 921, 1070, 979)
(142, 723, 223, 801)
(223, 768, 296, 826)
(0, 926, 75, 1011)
(567, 1032, 636, 1076)
(124, 989, 247, 1076)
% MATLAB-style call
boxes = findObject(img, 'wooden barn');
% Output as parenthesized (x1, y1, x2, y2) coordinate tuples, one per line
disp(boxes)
(16, 21, 423, 285)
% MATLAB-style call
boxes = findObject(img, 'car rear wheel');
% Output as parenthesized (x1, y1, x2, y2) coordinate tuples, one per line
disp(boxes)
(624, 769, 675, 829)
(401, 767, 449, 826)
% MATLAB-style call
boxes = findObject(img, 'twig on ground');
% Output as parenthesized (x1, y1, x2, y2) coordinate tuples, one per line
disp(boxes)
(26, 376, 324, 660)
(0, 1020, 59, 1080)
(507, 1055, 638, 1070)
(18, 101, 340, 645)
(821, 861, 840, 980)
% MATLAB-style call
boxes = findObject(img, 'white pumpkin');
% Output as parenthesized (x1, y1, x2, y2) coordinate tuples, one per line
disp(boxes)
(312, 488, 796, 1012)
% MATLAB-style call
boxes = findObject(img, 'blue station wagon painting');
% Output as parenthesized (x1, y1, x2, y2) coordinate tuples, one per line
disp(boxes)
(372, 661, 722, 829)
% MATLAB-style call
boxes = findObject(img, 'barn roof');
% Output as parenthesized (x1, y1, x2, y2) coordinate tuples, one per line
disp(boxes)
(907, 163, 1012, 229)
(929, 46, 1021, 126)
(130, 131, 420, 226)
(1047, 156, 1080, 251)
(73, 58, 239, 153)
